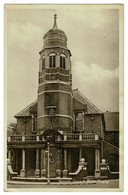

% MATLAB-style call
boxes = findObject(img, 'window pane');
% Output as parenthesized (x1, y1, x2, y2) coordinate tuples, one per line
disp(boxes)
(42, 58, 45, 70)
(60, 56, 62, 68)
(63, 57, 65, 69)
(49, 56, 52, 68)
(48, 108, 56, 115)
(53, 56, 56, 67)
(75, 112, 83, 130)
(60, 56, 65, 69)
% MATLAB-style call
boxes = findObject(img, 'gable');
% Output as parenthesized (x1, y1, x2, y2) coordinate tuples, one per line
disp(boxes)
(15, 100, 37, 118)
(73, 89, 102, 114)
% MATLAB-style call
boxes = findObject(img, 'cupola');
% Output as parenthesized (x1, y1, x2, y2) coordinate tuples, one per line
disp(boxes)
(43, 14, 68, 49)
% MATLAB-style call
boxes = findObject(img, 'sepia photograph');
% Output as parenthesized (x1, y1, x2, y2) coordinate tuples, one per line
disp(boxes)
(4, 4, 123, 192)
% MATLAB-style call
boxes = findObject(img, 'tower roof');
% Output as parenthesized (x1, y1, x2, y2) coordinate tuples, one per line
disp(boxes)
(43, 14, 68, 50)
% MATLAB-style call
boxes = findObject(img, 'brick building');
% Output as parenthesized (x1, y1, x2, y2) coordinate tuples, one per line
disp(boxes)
(7, 15, 119, 181)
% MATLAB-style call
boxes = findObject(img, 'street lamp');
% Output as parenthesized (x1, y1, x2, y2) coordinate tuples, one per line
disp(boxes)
(46, 135, 51, 184)
(47, 141, 50, 184)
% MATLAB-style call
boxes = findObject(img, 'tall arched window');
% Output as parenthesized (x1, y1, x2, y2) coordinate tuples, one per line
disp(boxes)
(60, 54, 66, 69)
(49, 53, 56, 68)
(42, 56, 45, 70)
(75, 112, 84, 131)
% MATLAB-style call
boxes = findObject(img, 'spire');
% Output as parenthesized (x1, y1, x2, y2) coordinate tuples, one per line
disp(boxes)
(52, 14, 58, 29)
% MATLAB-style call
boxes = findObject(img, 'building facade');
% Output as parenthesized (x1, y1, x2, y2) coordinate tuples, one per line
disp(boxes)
(7, 15, 119, 181)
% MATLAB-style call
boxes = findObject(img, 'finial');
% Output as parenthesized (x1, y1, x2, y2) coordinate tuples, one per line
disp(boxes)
(53, 14, 58, 29)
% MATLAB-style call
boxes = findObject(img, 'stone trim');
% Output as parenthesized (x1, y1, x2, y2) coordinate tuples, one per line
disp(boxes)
(38, 90, 73, 98)
(39, 72, 70, 78)
(37, 114, 74, 121)
(39, 80, 70, 87)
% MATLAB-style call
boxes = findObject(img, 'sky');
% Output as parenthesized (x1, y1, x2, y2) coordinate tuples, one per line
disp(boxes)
(6, 5, 119, 124)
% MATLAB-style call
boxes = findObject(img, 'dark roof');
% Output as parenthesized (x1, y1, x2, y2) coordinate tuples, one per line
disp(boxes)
(15, 100, 37, 118)
(73, 89, 102, 114)
(73, 98, 87, 112)
(104, 112, 119, 131)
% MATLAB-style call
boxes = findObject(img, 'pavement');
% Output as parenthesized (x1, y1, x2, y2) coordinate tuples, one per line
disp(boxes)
(6, 179, 119, 189)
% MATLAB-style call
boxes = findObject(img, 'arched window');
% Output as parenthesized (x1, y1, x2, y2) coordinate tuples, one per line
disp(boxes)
(75, 112, 84, 131)
(42, 56, 45, 70)
(60, 54, 66, 69)
(49, 53, 56, 68)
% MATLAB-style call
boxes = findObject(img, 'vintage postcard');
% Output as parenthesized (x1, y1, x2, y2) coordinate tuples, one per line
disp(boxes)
(4, 4, 124, 192)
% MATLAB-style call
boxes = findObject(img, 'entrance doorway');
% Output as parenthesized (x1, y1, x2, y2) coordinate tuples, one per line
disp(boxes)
(82, 148, 95, 175)
(71, 148, 79, 172)
(25, 149, 36, 177)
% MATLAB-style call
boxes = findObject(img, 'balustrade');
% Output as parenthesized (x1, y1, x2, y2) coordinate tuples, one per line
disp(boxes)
(8, 133, 99, 143)
(82, 133, 95, 140)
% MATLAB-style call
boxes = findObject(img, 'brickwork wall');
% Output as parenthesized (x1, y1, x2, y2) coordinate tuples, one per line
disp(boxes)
(67, 149, 72, 172)
(71, 148, 79, 172)
(25, 149, 36, 177)
(104, 131, 119, 147)
(37, 91, 73, 132)
(38, 91, 72, 116)
(82, 148, 95, 175)
(16, 117, 32, 135)
(37, 116, 73, 132)
(83, 114, 104, 136)
(38, 83, 72, 94)
(40, 146, 63, 177)
(103, 142, 119, 172)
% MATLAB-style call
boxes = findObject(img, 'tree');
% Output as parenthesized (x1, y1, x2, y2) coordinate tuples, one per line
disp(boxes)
(7, 122, 17, 137)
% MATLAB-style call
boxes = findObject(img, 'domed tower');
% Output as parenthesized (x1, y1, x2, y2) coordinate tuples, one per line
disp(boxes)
(37, 14, 73, 133)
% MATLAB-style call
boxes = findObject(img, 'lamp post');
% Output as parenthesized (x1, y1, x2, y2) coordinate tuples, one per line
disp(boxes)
(47, 141, 50, 184)
(46, 135, 51, 184)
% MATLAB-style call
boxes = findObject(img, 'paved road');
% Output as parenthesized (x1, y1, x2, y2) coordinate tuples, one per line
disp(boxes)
(7, 180, 119, 189)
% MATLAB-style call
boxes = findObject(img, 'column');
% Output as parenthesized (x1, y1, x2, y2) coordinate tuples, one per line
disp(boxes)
(20, 149, 26, 177)
(15, 149, 18, 172)
(95, 148, 100, 179)
(56, 148, 61, 177)
(35, 149, 40, 178)
(12, 149, 15, 171)
(101, 140, 104, 160)
(64, 149, 67, 169)
(67, 149, 72, 172)
(63, 149, 68, 178)
(41, 149, 46, 177)
(8, 149, 11, 160)
(79, 148, 82, 161)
